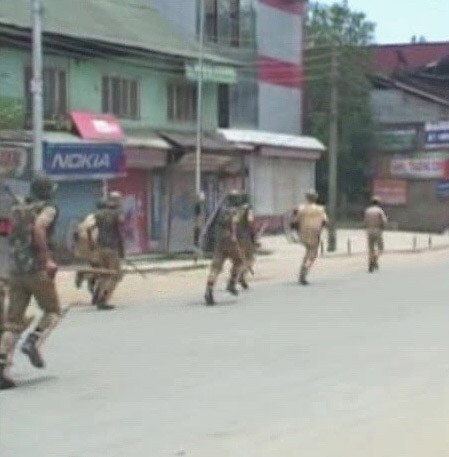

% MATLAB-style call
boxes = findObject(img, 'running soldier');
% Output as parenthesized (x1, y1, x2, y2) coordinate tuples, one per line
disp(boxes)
(292, 190, 328, 285)
(204, 191, 246, 306)
(364, 195, 388, 272)
(89, 192, 124, 310)
(0, 176, 61, 390)
(73, 199, 106, 295)
(236, 203, 257, 290)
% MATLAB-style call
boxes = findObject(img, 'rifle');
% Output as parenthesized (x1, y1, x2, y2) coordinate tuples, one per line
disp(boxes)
(123, 257, 147, 279)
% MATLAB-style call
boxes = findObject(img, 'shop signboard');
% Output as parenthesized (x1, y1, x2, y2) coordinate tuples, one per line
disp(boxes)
(372, 178, 407, 205)
(185, 63, 237, 84)
(390, 152, 449, 179)
(43, 142, 125, 180)
(425, 121, 449, 149)
(377, 129, 417, 151)
(0, 146, 29, 178)
(436, 180, 449, 199)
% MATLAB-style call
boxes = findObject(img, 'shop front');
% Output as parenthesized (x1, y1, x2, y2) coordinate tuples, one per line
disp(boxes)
(43, 133, 125, 254)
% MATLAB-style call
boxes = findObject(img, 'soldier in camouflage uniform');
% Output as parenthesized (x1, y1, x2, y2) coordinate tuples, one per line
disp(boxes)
(0, 176, 61, 390)
(74, 199, 106, 295)
(89, 192, 125, 311)
(236, 203, 257, 290)
(204, 191, 247, 306)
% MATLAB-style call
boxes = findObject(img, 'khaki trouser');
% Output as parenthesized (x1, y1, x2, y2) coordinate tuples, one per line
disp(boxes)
(0, 271, 61, 367)
(95, 248, 122, 303)
(301, 242, 320, 270)
(367, 230, 384, 263)
(0, 279, 6, 334)
(238, 239, 255, 282)
(207, 239, 244, 287)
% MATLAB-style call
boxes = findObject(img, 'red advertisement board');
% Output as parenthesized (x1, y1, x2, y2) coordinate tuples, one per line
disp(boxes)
(373, 179, 407, 205)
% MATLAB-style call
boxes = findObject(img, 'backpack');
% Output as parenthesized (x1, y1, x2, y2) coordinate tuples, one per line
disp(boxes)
(9, 201, 47, 274)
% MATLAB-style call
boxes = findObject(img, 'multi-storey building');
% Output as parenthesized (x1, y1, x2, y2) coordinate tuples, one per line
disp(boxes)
(150, 1, 322, 229)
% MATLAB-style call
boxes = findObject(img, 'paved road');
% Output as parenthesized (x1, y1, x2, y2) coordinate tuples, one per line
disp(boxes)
(1, 252, 449, 457)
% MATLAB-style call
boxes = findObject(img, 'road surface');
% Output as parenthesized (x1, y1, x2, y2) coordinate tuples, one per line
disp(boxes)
(1, 250, 449, 457)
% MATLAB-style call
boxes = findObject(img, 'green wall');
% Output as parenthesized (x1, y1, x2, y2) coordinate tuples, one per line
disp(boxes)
(0, 45, 219, 131)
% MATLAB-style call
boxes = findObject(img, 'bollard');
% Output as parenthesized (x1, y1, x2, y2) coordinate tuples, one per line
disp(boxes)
(412, 235, 417, 251)
(347, 238, 352, 255)
(320, 240, 324, 256)
(428, 235, 432, 249)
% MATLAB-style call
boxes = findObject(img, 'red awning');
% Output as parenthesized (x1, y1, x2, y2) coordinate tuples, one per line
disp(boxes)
(70, 112, 124, 141)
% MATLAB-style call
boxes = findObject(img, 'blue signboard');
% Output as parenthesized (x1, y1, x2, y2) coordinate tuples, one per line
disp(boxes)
(436, 180, 449, 199)
(43, 142, 125, 180)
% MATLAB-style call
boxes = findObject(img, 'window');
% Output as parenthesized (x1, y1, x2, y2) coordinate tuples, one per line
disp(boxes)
(167, 84, 197, 123)
(24, 66, 67, 120)
(203, 0, 240, 47)
(102, 76, 139, 119)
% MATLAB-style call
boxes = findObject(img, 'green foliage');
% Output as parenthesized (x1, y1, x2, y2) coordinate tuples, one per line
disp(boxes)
(0, 97, 24, 129)
(305, 1, 377, 205)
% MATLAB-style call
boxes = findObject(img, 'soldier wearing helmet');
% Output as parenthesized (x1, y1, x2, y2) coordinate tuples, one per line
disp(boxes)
(89, 191, 125, 310)
(292, 190, 328, 285)
(364, 195, 388, 272)
(204, 190, 247, 305)
(0, 175, 61, 389)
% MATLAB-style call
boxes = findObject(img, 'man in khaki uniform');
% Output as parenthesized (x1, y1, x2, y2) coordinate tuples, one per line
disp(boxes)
(90, 192, 124, 310)
(364, 195, 388, 272)
(293, 190, 328, 285)
(204, 191, 246, 306)
(0, 176, 61, 390)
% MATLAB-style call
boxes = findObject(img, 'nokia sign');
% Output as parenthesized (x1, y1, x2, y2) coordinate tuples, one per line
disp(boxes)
(43, 142, 125, 180)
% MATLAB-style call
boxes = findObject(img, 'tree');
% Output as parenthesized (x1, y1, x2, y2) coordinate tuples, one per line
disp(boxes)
(304, 1, 376, 209)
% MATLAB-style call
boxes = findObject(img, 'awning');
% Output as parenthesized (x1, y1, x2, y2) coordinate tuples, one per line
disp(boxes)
(159, 132, 236, 152)
(260, 147, 321, 161)
(70, 112, 125, 142)
(178, 152, 233, 172)
(43, 132, 125, 181)
(219, 128, 326, 152)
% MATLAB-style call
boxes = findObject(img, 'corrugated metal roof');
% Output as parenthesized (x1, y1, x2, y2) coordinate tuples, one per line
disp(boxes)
(219, 129, 326, 151)
(372, 42, 449, 75)
(0, 0, 232, 64)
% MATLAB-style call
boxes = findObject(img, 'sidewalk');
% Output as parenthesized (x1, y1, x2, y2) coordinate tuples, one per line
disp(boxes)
(62, 229, 449, 276)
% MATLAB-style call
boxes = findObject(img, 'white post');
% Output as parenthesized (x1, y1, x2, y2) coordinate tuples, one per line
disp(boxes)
(195, 0, 206, 198)
(31, 0, 44, 175)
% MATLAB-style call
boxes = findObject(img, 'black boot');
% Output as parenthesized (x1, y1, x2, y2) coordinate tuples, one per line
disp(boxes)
(21, 332, 45, 369)
(96, 301, 115, 311)
(0, 355, 15, 390)
(239, 276, 249, 290)
(299, 267, 309, 285)
(368, 260, 375, 273)
(226, 280, 239, 296)
(204, 286, 215, 306)
(75, 272, 84, 289)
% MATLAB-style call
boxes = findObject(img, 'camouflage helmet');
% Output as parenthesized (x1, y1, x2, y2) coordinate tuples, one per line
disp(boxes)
(105, 191, 122, 208)
(30, 175, 57, 200)
(371, 195, 381, 205)
(226, 189, 249, 207)
(306, 189, 319, 203)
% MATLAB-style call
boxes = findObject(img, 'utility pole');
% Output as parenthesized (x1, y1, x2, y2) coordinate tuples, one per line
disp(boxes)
(327, 47, 339, 252)
(31, 0, 44, 175)
(194, 0, 206, 248)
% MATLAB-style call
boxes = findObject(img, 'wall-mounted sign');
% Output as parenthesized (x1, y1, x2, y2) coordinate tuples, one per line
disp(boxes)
(390, 152, 449, 179)
(436, 180, 449, 199)
(43, 142, 125, 180)
(70, 112, 125, 141)
(0, 146, 28, 178)
(377, 129, 417, 151)
(425, 121, 449, 149)
(373, 178, 407, 205)
(185, 64, 237, 84)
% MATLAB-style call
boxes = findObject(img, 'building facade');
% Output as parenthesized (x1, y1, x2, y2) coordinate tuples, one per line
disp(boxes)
(150, 0, 319, 227)
(0, 0, 239, 254)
